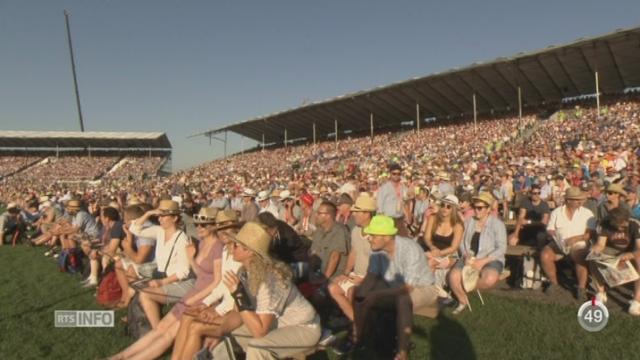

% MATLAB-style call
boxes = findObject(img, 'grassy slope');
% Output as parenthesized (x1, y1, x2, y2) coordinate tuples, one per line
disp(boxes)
(1, 246, 638, 360)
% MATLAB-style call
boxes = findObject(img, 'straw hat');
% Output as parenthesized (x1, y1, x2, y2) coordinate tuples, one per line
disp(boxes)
(462, 265, 480, 293)
(441, 194, 460, 207)
(606, 183, 627, 197)
(350, 194, 377, 212)
(128, 196, 142, 206)
(231, 222, 272, 259)
(364, 215, 398, 236)
(472, 192, 495, 207)
(438, 171, 450, 181)
(270, 189, 282, 198)
(564, 187, 587, 200)
(242, 189, 256, 198)
(157, 200, 180, 215)
(6, 202, 19, 211)
(215, 209, 239, 230)
(66, 199, 82, 209)
(279, 190, 294, 201)
(193, 207, 219, 224)
(256, 191, 269, 202)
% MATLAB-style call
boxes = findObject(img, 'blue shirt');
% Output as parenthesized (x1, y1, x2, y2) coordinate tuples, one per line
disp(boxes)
(376, 181, 406, 218)
(368, 235, 434, 288)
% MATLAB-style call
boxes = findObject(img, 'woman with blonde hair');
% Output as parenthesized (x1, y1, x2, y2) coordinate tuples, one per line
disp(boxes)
(204, 222, 321, 360)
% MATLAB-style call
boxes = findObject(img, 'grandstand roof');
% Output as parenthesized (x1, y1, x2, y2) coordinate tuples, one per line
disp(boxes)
(0, 131, 172, 149)
(192, 26, 640, 144)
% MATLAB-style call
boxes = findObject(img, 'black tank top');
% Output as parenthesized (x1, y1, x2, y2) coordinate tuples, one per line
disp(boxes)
(432, 232, 454, 250)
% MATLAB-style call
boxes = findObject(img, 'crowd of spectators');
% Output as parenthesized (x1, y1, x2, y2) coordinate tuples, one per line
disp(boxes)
(1, 97, 640, 359)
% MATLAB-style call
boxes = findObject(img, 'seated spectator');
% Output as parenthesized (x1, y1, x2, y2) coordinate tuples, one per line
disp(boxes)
(257, 211, 310, 280)
(346, 215, 437, 360)
(81, 206, 124, 288)
(328, 194, 375, 321)
(540, 187, 596, 300)
(508, 184, 550, 247)
(295, 192, 317, 237)
(279, 190, 301, 226)
(309, 201, 350, 283)
(420, 194, 463, 297)
(448, 192, 507, 314)
(587, 207, 640, 314)
(130, 200, 194, 329)
(171, 210, 244, 360)
(597, 183, 630, 221)
(0, 202, 23, 245)
(113, 205, 156, 308)
(335, 193, 356, 231)
(109, 206, 223, 360)
(209, 222, 321, 360)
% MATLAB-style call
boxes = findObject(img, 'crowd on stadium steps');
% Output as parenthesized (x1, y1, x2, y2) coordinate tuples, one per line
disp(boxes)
(0, 155, 41, 177)
(0, 98, 640, 359)
(103, 156, 166, 182)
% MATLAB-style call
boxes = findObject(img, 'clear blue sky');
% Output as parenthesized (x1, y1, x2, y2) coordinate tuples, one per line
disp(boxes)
(1, 0, 638, 170)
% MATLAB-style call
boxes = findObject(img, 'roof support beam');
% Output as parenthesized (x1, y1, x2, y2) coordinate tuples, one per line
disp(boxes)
(513, 61, 545, 103)
(454, 74, 499, 110)
(552, 52, 581, 95)
(398, 87, 447, 117)
(440, 78, 475, 110)
(604, 41, 627, 89)
(370, 93, 415, 122)
(354, 96, 401, 122)
(491, 65, 520, 105)
(420, 82, 465, 114)
(535, 56, 563, 98)
(471, 69, 511, 108)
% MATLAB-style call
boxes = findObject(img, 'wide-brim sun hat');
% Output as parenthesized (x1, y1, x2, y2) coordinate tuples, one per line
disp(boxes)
(472, 192, 495, 207)
(441, 194, 460, 207)
(350, 194, 376, 212)
(606, 183, 628, 197)
(215, 209, 239, 230)
(462, 265, 480, 293)
(157, 200, 181, 215)
(279, 190, 294, 201)
(564, 187, 587, 200)
(256, 190, 269, 202)
(231, 221, 272, 259)
(194, 207, 219, 224)
(66, 199, 82, 209)
(242, 189, 256, 198)
(364, 215, 398, 236)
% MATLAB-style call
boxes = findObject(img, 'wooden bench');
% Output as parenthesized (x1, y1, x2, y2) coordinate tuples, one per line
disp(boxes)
(506, 244, 536, 257)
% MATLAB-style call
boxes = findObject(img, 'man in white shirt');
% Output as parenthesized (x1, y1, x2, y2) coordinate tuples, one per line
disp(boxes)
(540, 187, 596, 300)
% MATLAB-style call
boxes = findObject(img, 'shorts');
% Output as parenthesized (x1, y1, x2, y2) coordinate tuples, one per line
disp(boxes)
(548, 240, 587, 260)
(455, 258, 504, 274)
(161, 278, 196, 304)
(120, 258, 156, 279)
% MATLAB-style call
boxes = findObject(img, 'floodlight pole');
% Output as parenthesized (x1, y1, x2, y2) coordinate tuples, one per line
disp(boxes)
(595, 71, 601, 115)
(473, 93, 477, 134)
(370, 113, 374, 142)
(416, 103, 420, 132)
(64, 10, 85, 132)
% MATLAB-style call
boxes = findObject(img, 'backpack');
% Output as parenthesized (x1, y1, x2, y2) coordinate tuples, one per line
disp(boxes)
(520, 254, 546, 290)
(58, 248, 83, 273)
(126, 292, 151, 339)
(96, 271, 122, 306)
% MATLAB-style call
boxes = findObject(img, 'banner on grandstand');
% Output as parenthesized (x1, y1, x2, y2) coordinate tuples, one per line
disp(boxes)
(54, 310, 114, 327)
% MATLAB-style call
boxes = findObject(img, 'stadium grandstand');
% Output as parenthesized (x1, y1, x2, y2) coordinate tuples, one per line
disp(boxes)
(0, 131, 171, 200)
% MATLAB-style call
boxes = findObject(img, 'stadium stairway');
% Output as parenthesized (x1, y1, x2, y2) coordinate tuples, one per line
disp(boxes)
(1, 156, 44, 179)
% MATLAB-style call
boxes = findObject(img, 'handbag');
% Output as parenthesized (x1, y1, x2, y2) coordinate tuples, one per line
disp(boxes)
(151, 230, 182, 279)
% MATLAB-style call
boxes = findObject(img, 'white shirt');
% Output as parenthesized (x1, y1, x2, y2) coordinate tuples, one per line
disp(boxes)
(547, 205, 596, 248)
(202, 246, 242, 307)
(131, 224, 191, 280)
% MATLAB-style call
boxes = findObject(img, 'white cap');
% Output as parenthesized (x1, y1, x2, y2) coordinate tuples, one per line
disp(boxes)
(279, 190, 293, 201)
(441, 194, 460, 207)
(256, 191, 269, 202)
(242, 189, 256, 197)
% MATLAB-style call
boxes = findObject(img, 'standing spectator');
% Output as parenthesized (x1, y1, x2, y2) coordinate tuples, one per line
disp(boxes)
(377, 163, 410, 236)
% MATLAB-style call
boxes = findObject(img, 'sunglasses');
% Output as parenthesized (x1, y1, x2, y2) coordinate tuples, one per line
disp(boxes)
(473, 205, 489, 210)
(442, 203, 455, 210)
(196, 223, 213, 228)
(391, 172, 402, 176)
(606, 191, 618, 196)
(531, 191, 541, 195)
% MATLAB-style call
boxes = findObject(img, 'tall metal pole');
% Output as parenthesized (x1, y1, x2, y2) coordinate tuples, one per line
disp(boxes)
(517, 86, 522, 126)
(370, 113, 374, 141)
(416, 103, 420, 132)
(473, 93, 477, 134)
(284, 129, 288, 148)
(334, 119, 338, 150)
(312, 123, 316, 146)
(595, 71, 601, 115)
(262, 134, 265, 152)
(64, 10, 85, 132)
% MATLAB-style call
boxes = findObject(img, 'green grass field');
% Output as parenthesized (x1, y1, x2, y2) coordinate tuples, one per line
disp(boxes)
(1, 245, 639, 360)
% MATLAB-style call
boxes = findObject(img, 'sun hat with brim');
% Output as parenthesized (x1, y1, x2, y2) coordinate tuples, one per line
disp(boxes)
(270, 189, 282, 199)
(231, 222, 272, 259)
(441, 194, 459, 207)
(215, 210, 239, 230)
(256, 191, 269, 202)
(157, 200, 180, 215)
(364, 215, 398, 236)
(350, 194, 376, 212)
(472, 192, 495, 207)
(606, 183, 628, 197)
(193, 207, 219, 224)
(564, 187, 587, 200)
(279, 190, 294, 201)
(242, 189, 256, 198)
(66, 199, 82, 209)
(462, 265, 480, 293)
